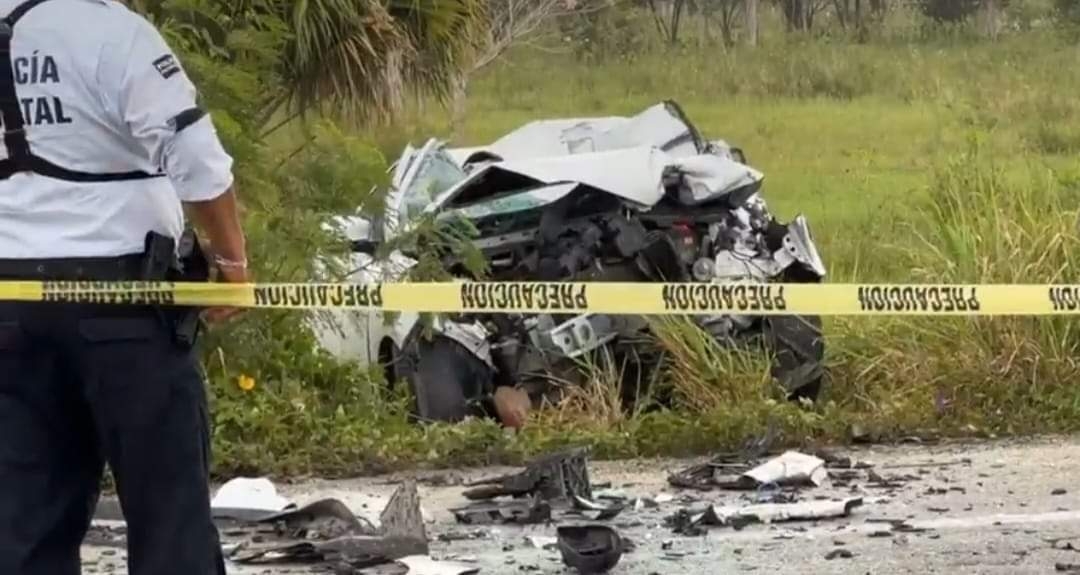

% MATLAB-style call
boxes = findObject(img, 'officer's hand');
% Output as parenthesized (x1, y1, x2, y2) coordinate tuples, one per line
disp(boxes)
(493, 386, 532, 430)
(202, 262, 249, 325)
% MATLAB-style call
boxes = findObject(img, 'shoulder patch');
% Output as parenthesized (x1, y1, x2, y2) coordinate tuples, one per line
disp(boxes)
(152, 54, 180, 79)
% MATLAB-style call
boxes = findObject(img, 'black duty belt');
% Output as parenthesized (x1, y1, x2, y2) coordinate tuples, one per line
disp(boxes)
(0, 0, 166, 182)
(0, 254, 146, 281)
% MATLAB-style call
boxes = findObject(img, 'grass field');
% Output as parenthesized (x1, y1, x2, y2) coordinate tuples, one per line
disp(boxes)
(207, 26, 1080, 478)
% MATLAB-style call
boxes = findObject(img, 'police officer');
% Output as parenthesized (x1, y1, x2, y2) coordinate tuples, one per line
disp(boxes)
(0, 0, 246, 573)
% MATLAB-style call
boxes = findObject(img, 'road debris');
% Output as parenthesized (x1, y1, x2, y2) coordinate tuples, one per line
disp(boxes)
(255, 498, 376, 539)
(525, 535, 558, 550)
(228, 480, 428, 570)
(880, 459, 972, 470)
(462, 449, 591, 504)
(825, 549, 854, 560)
(448, 449, 631, 526)
(1057, 563, 1080, 572)
(395, 555, 480, 575)
(556, 525, 624, 574)
(741, 451, 827, 488)
(570, 495, 626, 521)
(667, 497, 864, 534)
(1053, 488, 1069, 496)
(1054, 541, 1080, 552)
(211, 477, 294, 514)
(450, 496, 552, 526)
(669, 450, 831, 491)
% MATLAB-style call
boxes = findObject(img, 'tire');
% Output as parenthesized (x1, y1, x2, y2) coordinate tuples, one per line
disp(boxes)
(404, 335, 493, 423)
(762, 314, 826, 402)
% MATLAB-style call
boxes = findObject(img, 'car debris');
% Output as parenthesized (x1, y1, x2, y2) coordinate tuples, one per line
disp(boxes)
(450, 496, 552, 526)
(450, 449, 593, 525)
(211, 476, 294, 515)
(670, 450, 830, 491)
(556, 525, 625, 574)
(570, 495, 626, 521)
(667, 497, 864, 535)
(227, 480, 428, 570)
(395, 555, 480, 575)
(741, 451, 827, 488)
(321, 100, 828, 427)
(254, 498, 377, 540)
(525, 535, 559, 550)
(824, 548, 854, 560)
(462, 449, 592, 504)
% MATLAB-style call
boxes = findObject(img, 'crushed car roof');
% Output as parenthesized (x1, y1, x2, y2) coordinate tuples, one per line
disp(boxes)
(447, 101, 704, 164)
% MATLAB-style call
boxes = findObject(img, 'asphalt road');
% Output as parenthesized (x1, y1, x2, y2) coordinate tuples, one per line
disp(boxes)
(83, 435, 1080, 574)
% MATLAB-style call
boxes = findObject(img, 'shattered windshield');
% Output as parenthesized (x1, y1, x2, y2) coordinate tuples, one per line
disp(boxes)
(399, 148, 466, 221)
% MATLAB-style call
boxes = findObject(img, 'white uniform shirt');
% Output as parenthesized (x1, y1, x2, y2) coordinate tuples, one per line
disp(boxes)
(0, 0, 234, 258)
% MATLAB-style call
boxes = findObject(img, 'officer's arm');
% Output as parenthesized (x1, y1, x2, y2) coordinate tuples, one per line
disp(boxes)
(185, 188, 246, 272)
(106, 14, 247, 272)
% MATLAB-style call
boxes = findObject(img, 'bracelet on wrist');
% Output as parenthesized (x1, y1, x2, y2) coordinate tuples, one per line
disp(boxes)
(213, 255, 248, 269)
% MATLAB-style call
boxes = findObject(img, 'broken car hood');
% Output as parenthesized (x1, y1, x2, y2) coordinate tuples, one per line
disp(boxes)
(430, 146, 670, 212)
(431, 145, 763, 216)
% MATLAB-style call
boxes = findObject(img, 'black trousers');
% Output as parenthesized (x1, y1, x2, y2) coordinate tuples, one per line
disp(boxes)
(0, 298, 226, 575)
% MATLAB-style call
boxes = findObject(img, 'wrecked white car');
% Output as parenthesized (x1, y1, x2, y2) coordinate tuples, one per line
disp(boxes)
(315, 101, 827, 423)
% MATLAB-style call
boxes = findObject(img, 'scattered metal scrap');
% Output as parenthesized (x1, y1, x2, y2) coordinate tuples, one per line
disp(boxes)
(741, 451, 827, 488)
(669, 450, 848, 491)
(452, 449, 598, 526)
(569, 494, 626, 521)
(462, 448, 592, 503)
(451, 495, 552, 526)
(667, 498, 864, 536)
(394, 555, 480, 575)
(228, 479, 428, 571)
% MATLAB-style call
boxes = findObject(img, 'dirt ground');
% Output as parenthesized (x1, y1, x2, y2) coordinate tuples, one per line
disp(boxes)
(83, 435, 1080, 574)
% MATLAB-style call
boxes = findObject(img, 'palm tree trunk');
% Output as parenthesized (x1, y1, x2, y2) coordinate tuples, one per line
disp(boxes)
(746, 0, 759, 46)
(449, 74, 469, 141)
(980, 0, 999, 40)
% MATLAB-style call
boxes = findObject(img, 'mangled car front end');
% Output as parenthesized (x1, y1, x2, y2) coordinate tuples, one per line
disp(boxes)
(326, 101, 828, 425)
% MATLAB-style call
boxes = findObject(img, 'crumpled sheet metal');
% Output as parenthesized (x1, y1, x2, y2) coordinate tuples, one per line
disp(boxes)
(668, 450, 827, 491)
(672, 154, 763, 207)
(570, 495, 625, 522)
(457, 102, 693, 163)
(741, 451, 827, 488)
(451, 496, 552, 526)
(463, 448, 592, 504)
(670, 497, 864, 534)
(230, 480, 428, 567)
(255, 498, 376, 540)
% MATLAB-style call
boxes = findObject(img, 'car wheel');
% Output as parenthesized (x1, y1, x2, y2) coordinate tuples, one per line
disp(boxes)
(762, 314, 826, 402)
(405, 335, 493, 423)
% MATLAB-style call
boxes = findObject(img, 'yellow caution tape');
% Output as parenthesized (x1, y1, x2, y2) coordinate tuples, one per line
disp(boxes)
(7, 280, 1080, 316)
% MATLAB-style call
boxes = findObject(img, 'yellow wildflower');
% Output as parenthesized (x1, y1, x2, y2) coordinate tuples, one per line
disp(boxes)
(237, 374, 256, 392)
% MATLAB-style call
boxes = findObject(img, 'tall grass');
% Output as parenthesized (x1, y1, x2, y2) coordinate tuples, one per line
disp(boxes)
(826, 140, 1080, 437)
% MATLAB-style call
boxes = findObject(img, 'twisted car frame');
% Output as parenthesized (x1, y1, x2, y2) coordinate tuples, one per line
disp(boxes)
(314, 101, 827, 423)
